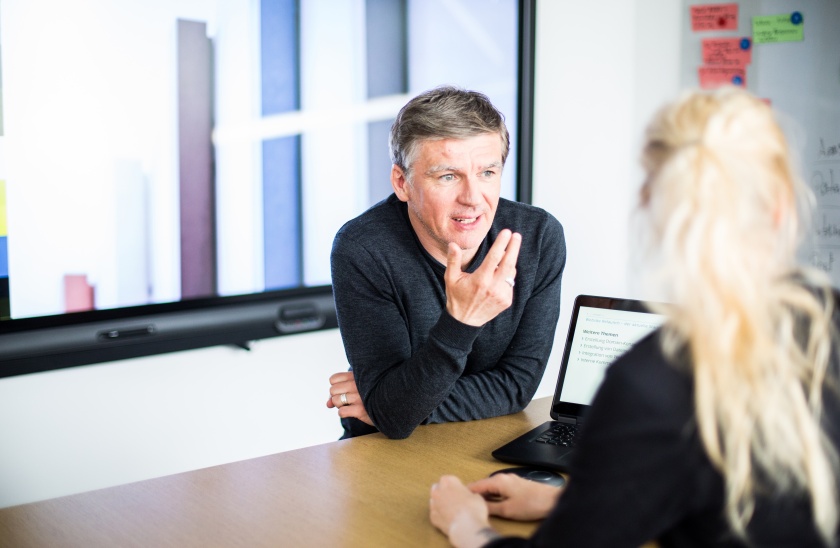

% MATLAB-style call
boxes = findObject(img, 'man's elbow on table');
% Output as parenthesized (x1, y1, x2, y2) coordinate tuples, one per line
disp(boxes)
(371, 415, 418, 440)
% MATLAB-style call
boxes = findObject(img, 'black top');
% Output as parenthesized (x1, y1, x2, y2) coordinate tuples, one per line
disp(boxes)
(330, 194, 566, 439)
(488, 300, 840, 547)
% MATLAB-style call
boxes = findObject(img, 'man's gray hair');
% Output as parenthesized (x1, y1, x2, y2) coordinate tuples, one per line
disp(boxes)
(388, 85, 510, 178)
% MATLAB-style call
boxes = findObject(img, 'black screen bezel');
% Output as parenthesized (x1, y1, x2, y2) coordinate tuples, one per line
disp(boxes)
(550, 294, 659, 419)
(0, 0, 538, 378)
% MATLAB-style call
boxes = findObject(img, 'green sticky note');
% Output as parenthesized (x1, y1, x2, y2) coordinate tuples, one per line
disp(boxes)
(752, 12, 804, 44)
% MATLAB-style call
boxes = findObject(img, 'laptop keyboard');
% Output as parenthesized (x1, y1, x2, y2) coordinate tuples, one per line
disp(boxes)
(534, 422, 579, 447)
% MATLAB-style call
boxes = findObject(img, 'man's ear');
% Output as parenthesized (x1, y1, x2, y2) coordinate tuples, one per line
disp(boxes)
(391, 164, 411, 203)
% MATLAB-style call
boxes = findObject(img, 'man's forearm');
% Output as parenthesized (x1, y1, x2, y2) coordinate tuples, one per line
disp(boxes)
(360, 311, 481, 438)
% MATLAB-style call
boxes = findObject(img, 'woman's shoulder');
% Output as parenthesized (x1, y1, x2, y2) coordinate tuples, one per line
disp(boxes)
(610, 331, 686, 377)
(601, 331, 694, 414)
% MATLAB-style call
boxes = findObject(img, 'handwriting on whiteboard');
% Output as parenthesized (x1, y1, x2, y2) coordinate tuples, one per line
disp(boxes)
(811, 250, 836, 274)
(815, 208, 840, 246)
(819, 138, 840, 160)
(812, 168, 839, 196)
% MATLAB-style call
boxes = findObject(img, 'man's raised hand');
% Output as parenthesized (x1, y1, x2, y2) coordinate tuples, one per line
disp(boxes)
(444, 229, 521, 327)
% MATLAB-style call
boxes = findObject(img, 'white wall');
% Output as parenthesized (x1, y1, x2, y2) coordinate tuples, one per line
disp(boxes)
(0, 0, 682, 509)
(532, 0, 682, 397)
(0, 331, 348, 508)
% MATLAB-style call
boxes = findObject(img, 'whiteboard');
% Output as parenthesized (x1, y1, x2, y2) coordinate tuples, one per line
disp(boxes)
(681, 0, 840, 285)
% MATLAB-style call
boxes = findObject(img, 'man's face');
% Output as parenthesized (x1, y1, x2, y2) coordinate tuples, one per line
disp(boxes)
(391, 133, 503, 267)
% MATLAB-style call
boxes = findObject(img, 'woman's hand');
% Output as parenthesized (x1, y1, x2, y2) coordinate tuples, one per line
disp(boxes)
(430, 475, 500, 548)
(468, 473, 563, 521)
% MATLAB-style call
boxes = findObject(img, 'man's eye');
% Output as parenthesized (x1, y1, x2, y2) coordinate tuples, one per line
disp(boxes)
(440, 174, 456, 182)
(482, 170, 496, 178)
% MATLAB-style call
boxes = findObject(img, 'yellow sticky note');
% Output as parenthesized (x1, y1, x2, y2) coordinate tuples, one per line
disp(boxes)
(0, 180, 6, 236)
(752, 12, 804, 44)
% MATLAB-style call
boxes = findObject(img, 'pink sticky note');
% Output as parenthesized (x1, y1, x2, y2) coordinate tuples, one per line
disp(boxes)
(702, 38, 752, 67)
(698, 66, 746, 89)
(691, 3, 739, 31)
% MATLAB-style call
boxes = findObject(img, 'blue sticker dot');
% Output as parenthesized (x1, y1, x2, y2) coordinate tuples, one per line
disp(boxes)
(791, 11, 803, 25)
(740, 37, 751, 50)
(732, 75, 744, 86)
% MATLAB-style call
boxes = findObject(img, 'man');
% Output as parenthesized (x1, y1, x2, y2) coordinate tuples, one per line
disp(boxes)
(326, 85, 565, 439)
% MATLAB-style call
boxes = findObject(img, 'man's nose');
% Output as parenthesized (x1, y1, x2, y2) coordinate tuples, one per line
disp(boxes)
(457, 175, 482, 205)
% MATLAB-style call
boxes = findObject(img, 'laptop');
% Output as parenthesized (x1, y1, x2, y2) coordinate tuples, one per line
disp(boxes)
(492, 294, 666, 471)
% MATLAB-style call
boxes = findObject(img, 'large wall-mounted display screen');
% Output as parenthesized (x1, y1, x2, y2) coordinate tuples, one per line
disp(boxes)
(0, 0, 536, 376)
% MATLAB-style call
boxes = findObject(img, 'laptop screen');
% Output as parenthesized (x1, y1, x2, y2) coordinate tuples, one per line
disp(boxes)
(553, 296, 666, 414)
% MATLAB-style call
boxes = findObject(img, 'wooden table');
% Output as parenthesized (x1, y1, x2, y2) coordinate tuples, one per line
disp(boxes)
(0, 397, 553, 547)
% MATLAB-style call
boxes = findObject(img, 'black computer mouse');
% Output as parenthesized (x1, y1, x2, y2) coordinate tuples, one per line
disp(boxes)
(490, 466, 566, 487)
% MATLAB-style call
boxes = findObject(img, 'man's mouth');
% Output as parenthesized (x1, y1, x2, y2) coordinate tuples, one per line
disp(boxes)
(453, 215, 479, 224)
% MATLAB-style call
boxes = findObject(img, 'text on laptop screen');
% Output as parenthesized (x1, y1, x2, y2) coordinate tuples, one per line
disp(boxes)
(559, 306, 666, 406)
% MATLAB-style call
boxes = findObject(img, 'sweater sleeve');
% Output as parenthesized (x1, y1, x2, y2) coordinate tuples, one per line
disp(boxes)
(425, 219, 565, 424)
(331, 233, 481, 439)
(331, 211, 565, 439)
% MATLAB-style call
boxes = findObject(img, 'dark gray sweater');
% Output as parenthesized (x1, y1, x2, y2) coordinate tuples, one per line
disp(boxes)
(330, 194, 566, 439)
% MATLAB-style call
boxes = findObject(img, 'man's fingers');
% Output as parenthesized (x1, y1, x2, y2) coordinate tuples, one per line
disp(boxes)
(497, 232, 522, 272)
(328, 369, 372, 426)
(329, 381, 358, 397)
(341, 405, 374, 426)
(337, 399, 370, 421)
(489, 229, 513, 261)
(442, 229, 520, 326)
(331, 392, 350, 407)
(328, 371, 354, 385)
(445, 242, 463, 278)
(331, 389, 362, 409)
(477, 229, 513, 275)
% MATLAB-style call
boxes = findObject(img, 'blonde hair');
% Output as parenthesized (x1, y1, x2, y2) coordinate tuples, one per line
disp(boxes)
(639, 87, 839, 542)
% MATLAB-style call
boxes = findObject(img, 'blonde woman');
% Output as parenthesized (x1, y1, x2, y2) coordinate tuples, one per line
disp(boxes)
(429, 87, 840, 547)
